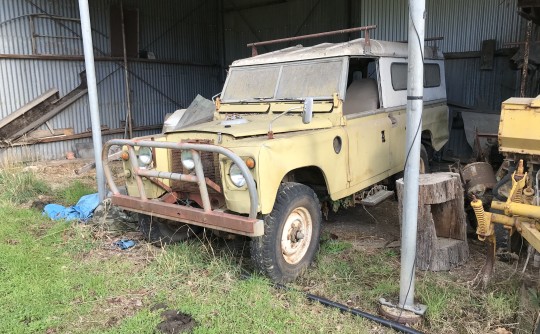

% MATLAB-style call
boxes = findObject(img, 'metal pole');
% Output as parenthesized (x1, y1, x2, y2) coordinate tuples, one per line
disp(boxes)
(77, 0, 106, 201)
(520, 20, 532, 98)
(399, 0, 425, 309)
(120, 1, 133, 138)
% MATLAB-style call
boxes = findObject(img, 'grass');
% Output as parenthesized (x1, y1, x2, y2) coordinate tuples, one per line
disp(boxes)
(55, 180, 96, 205)
(0, 168, 50, 204)
(0, 167, 528, 333)
(0, 212, 375, 334)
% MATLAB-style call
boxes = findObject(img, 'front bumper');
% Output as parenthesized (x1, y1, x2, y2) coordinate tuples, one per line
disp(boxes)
(103, 139, 264, 237)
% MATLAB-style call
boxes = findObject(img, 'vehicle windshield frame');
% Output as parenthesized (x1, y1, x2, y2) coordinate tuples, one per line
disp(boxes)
(220, 56, 349, 103)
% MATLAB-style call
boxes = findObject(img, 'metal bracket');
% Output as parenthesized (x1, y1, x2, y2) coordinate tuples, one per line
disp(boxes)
(379, 298, 427, 316)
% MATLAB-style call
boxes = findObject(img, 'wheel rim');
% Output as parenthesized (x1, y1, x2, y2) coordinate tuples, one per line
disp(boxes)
(281, 207, 313, 265)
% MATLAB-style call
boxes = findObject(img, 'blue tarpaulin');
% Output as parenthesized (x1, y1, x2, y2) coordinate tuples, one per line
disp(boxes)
(43, 193, 100, 221)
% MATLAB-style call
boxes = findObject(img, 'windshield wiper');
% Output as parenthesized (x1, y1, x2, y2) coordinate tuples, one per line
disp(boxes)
(253, 96, 273, 101)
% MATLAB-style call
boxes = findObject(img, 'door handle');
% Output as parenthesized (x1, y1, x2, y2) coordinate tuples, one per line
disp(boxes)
(388, 114, 398, 127)
(381, 130, 386, 143)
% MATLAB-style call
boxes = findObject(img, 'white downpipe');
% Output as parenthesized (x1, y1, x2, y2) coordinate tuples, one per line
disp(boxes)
(77, 0, 106, 200)
(399, 0, 426, 308)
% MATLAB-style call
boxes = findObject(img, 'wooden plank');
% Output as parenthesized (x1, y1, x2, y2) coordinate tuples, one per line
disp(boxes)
(0, 89, 59, 130)
(15, 128, 73, 141)
(7, 88, 88, 141)
(0, 54, 219, 68)
(0, 125, 162, 147)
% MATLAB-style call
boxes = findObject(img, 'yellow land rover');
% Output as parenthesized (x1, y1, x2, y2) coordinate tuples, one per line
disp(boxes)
(103, 36, 448, 283)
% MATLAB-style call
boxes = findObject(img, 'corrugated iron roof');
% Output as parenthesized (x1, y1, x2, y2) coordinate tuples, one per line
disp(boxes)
(232, 38, 443, 66)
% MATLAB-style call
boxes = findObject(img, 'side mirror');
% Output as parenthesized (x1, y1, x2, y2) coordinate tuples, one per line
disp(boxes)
(302, 98, 313, 124)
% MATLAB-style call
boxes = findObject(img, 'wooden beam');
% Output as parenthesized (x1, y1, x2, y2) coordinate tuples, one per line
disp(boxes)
(7, 89, 88, 141)
(0, 89, 59, 130)
(0, 125, 161, 147)
(0, 54, 220, 68)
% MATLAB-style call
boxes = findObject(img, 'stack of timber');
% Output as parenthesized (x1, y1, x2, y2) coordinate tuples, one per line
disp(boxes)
(396, 172, 469, 271)
(0, 72, 88, 147)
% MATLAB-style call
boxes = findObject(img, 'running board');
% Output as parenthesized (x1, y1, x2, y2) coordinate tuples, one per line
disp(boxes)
(360, 190, 394, 206)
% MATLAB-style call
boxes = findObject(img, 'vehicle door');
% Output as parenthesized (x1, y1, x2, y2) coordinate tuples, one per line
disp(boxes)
(344, 59, 392, 189)
(377, 57, 410, 173)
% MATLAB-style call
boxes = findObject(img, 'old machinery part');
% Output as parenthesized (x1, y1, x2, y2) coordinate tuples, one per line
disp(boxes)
(462, 162, 497, 200)
(493, 163, 516, 201)
(536, 169, 540, 206)
(524, 187, 535, 205)
(471, 197, 493, 241)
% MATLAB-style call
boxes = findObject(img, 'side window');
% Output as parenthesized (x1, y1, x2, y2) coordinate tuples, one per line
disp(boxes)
(390, 62, 441, 91)
(343, 58, 380, 115)
(424, 64, 441, 88)
(390, 63, 408, 91)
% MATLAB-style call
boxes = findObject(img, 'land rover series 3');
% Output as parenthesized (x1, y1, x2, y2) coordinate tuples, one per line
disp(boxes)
(103, 32, 449, 283)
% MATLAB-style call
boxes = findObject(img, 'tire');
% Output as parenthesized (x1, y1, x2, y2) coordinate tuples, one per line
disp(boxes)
(139, 214, 202, 246)
(251, 183, 322, 283)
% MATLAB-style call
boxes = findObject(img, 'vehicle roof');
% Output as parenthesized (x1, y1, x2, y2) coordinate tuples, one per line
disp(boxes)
(232, 38, 443, 67)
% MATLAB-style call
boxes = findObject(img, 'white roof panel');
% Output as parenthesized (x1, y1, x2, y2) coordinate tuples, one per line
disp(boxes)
(232, 38, 443, 67)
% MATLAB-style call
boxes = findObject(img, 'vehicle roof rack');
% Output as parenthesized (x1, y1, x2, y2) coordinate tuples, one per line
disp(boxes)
(246, 25, 377, 56)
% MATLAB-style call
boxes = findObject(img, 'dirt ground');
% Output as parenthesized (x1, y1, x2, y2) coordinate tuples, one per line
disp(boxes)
(27, 159, 540, 333)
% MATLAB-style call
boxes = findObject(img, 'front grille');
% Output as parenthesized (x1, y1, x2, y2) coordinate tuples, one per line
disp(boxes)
(170, 139, 222, 194)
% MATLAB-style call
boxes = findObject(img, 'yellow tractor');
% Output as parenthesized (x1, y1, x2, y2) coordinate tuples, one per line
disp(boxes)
(472, 95, 540, 285)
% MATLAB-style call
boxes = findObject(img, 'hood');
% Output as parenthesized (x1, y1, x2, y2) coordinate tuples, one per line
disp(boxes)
(168, 116, 333, 138)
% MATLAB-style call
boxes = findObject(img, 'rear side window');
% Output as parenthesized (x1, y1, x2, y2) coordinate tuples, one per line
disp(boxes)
(424, 64, 441, 88)
(390, 63, 441, 91)
(390, 63, 408, 90)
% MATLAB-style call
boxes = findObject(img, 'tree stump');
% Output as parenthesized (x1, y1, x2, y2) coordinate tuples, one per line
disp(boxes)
(396, 172, 469, 271)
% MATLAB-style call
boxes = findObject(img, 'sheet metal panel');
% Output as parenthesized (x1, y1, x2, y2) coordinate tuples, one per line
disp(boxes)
(0, 0, 221, 163)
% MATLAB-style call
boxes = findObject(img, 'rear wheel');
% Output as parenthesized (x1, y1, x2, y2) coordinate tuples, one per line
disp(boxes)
(251, 183, 322, 283)
(139, 214, 202, 246)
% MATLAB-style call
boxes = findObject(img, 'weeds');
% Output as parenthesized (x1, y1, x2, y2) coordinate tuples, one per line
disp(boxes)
(55, 180, 96, 205)
(0, 169, 50, 204)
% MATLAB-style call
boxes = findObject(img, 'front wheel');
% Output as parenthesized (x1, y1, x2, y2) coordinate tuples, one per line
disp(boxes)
(250, 183, 322, 283)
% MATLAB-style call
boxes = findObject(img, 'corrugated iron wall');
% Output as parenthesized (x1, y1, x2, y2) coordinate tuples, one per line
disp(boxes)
(0, 0, 222, 163)
(224, 0, 533, 108)
(0, 0, 537, 163)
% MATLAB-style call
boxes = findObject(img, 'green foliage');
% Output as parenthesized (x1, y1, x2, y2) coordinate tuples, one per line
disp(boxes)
(320, 239, 353, 254)
(55, 180, 96, 205)
(0, 169, 51, 204)
(0, 207, 372, 334)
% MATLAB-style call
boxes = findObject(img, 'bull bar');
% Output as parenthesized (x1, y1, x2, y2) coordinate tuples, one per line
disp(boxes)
(102, 139, 264, 237)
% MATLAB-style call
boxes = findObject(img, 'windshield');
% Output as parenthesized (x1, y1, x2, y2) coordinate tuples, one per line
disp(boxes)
(221, 57, 347, 102)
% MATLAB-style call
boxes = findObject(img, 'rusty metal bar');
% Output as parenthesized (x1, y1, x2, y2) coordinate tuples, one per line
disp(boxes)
(247, 25, 377, 53)
(475, 131, 498, 138)
(521, 20, 533, 97)
(192, 150, 211, 212)
(29, 16, 37, 55)
(102, 139, 259, 219)
(137, 169, 199, 183)
(120, 1, 133, 139)
(111, 194, 264, 236)
(127, 146, 147, 200)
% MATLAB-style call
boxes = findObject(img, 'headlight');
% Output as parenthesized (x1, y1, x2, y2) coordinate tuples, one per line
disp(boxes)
(229, 163, 246, 187)
(181, 150, 195, 170)
(137, 147, 153, 167)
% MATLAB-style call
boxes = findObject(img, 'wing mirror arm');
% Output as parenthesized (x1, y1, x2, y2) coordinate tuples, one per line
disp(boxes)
(267, 98, 314, 139)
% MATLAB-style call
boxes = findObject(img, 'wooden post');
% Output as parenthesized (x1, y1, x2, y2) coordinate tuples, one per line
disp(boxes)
(396, 172, 469, 271)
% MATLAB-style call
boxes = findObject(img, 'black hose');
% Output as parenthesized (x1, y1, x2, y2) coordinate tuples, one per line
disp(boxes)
(272, 282, 424, 334)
